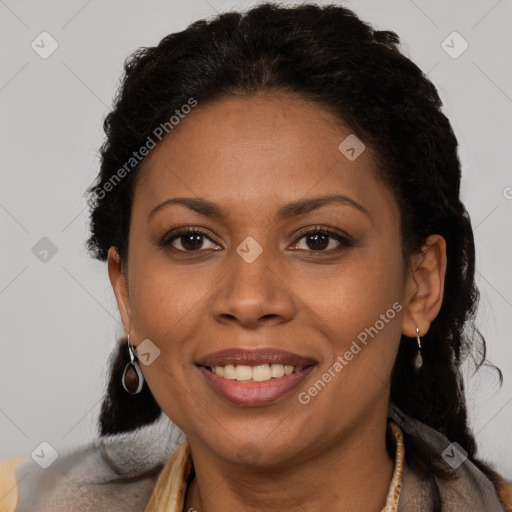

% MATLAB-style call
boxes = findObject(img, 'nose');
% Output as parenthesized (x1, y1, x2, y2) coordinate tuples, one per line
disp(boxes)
(210, 249, 296, 329)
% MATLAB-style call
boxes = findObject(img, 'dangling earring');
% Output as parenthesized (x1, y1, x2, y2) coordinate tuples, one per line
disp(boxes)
(414, 327, 423, 371)
(121, 334, 144, 394)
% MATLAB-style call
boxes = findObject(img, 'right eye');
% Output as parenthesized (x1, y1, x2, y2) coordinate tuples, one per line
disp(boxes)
(160, 227, 222, 252)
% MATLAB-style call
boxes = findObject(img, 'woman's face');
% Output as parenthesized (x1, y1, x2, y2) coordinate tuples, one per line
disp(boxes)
(109, 93, 442, 467)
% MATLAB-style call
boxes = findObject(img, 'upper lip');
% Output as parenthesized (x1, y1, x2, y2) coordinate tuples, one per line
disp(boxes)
(196, 348, 318, 368)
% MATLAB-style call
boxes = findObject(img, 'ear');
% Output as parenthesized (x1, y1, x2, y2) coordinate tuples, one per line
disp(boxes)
(107, 246, 132, 336)
(401, 234, 447, 338)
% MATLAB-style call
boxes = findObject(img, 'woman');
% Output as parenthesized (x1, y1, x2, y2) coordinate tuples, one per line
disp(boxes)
(1, 3, 510, 511)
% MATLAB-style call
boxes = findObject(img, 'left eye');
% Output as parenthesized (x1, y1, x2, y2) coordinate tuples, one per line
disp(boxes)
(292, 229, 352, 252)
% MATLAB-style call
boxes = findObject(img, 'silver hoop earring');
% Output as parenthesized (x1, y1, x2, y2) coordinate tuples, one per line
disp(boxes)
(414, 327, 423, 371)
(121, 335, 144, 395)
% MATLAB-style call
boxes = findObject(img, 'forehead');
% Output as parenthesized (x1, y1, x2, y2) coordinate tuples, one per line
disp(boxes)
(133, 93, 397, 224)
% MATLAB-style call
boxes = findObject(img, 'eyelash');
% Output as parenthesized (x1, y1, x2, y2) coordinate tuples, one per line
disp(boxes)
(158, 225, 354, 255)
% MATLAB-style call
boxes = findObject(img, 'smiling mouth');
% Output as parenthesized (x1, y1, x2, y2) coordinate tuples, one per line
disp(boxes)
(202, 363, 310, 382)
(198, 363, 317, 407)
(196, 347, 318, 405)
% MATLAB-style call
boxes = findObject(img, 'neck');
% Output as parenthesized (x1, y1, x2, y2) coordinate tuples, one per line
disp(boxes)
(184, 405, 395, 512)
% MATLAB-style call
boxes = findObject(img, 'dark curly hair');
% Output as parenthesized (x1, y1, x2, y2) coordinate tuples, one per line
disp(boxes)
(86, 2, 503, 505)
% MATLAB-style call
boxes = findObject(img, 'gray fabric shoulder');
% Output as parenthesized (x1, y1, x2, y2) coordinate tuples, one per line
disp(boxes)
(389, 404, 506, 512)
(14, 417, 186, 512)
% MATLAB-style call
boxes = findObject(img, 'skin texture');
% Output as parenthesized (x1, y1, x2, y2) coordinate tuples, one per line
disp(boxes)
(108, 93, 447, 512)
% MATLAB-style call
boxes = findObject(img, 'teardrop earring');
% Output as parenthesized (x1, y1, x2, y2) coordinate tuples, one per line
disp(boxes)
(121, 335, 145, 394)
(414, 327, 423, 372)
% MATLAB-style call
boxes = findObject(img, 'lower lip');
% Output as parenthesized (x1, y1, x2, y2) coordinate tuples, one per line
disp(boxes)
(198, 365, 316, 406)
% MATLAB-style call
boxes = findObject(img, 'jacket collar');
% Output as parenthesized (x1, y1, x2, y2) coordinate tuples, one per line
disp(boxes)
(389, 404, 507, 511)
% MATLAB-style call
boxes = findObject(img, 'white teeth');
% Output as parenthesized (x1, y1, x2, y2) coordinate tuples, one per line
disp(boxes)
(223, 364, 236, 380)
(211, 363, 303, 382)
(235, 365, 253, 381)
(270, 364, 285, 378)
(253, 364, 272, 382)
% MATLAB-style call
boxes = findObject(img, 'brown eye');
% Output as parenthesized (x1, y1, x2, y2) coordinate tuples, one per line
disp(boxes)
(161, 228, 221, 252)
(303, 232, 330, 251)
(176, 232, 206, 251)
(292, 228, 353, 253)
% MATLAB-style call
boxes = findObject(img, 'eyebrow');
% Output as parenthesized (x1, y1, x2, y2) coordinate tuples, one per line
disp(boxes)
(148, 194, 371, 221)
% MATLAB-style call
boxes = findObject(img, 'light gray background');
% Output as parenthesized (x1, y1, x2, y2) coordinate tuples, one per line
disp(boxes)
(1, 0, 511, 478)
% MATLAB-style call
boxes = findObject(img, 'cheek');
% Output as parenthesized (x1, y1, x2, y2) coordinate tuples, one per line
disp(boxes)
(301, 242, 404, 406)
(296, 240, 404, 340)
(125, 261, 207, 427)
(125, 255, 220, 408)
(128, 251, 207, 340)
